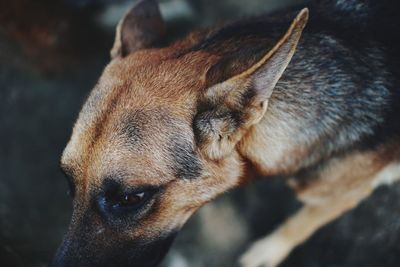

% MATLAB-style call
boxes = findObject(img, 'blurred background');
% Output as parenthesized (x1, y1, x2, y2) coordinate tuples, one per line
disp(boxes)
(1, 0, 399, 266)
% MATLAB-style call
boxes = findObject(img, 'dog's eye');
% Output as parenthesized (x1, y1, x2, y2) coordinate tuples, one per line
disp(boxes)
(120, 192, 145, 207)
(105, 190, 149, 210)
(99, 180, 161, 216)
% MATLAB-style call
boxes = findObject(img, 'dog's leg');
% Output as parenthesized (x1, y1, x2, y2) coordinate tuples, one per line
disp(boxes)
(239, 189, 371, 267)
(240, 151, 398, 267)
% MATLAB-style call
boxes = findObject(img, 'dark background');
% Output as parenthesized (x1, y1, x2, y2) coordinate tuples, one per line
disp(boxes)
(0, 0, 399, 266)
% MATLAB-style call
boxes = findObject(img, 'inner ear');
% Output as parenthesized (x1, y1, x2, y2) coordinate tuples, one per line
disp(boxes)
(205, 46, 272, 88)
(194, 9, 309, 160)
(111, 0, 166, 58)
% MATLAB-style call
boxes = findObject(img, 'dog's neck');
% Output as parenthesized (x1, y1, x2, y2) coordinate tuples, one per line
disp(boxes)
(236, 70, 328, 178)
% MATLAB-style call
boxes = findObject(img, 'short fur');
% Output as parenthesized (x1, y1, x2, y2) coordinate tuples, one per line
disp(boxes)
(55, 0, 400, 266)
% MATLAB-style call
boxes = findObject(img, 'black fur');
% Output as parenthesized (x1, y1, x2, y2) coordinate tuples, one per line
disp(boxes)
(54, 220, 177, 267)
(120, 111, 145, 145)
(56, 1, 400, 266)
(169, 136, 203, 180)
(54, 179, 176, 267)
(191, 0, 399, 173)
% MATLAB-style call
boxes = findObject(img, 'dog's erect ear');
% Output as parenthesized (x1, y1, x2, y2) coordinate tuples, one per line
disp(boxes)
(111, 0, 166, 58)
(194, 9, 309, 160)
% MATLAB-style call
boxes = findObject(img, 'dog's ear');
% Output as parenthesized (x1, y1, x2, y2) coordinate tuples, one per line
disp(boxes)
(194, 9, 309, 160)
(111, 0, 166, 58)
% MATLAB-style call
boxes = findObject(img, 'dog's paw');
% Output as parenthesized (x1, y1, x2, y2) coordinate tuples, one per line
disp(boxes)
(239, 234, 291, 267)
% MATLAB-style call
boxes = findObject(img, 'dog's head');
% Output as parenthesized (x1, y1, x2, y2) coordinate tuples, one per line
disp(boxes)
(54, 1, 308, 266)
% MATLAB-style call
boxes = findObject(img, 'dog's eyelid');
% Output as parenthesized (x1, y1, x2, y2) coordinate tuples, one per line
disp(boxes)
(102, 178, 162, 195)
(120, 184, 163, 205)
(123, 184, 163, 196)
(135, 179, 178, 195)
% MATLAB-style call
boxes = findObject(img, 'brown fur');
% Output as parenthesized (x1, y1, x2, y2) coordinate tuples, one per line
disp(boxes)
(55, 1, 400, 266)
(240, 143, 400, 267)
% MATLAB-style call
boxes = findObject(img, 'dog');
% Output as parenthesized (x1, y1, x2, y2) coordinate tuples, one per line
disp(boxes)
(54, 0, 400, 266)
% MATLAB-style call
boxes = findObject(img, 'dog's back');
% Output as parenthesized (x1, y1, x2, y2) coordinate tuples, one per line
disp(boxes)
(176, 0, 400, 173)
(236, 3, 400, 266)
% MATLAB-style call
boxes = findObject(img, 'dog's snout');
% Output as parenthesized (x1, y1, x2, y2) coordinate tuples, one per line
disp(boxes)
(53, 228, 178, 267)
(52, 238, 76, 267)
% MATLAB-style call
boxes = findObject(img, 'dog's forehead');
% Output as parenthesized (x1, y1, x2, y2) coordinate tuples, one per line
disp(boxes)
(63, 106, 193, 177)
(61, 54, 205, 185)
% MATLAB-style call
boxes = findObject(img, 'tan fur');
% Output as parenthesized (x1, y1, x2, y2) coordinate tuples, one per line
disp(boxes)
(61, 42, 246, 242)
(241, 143, 400, 267)
(58, 2, 400, 266)
(199, 9, 309, 161)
